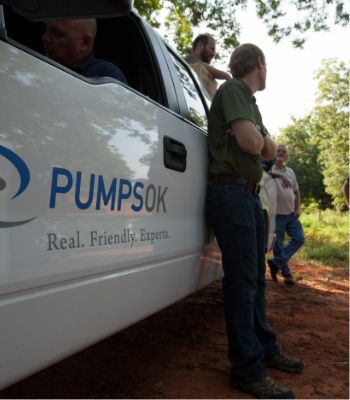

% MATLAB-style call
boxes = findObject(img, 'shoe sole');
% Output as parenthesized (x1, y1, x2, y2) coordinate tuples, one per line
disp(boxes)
(265, 363, 304, 373)
(233, 382, 295, 399)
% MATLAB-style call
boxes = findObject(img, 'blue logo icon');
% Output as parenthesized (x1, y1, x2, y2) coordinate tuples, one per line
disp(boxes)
(0, 145, 37, 228)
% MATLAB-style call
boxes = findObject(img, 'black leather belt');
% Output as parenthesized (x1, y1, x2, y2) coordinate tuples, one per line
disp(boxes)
(209, 174, 261, 196)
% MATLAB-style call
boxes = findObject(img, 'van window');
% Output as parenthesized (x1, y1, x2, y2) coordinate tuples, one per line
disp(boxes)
(169, 53, 208, 130)
(2, 7, 166, 106)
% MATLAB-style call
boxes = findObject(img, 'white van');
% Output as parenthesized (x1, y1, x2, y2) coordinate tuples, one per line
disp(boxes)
(0, 0, 276, 389)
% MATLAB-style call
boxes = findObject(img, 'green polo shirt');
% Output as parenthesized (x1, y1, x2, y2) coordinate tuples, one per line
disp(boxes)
(207, 78, 264, 184)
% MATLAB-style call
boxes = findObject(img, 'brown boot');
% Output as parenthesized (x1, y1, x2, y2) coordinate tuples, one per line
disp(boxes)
(233, 375, 295, 399)
(264, 352, 304, 373)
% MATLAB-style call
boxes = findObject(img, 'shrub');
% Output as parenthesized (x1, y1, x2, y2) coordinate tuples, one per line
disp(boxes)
(297, 210, 348, 268)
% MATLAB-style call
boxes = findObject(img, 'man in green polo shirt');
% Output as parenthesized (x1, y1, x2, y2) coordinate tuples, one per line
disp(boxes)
(206, 43, 304, 399)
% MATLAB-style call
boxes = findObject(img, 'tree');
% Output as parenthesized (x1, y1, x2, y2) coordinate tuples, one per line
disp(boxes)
(278, 59, 349, 209)
(278, 116, 332, 209)
(134, 0, 349, 54)
(310, 58, 349, 209)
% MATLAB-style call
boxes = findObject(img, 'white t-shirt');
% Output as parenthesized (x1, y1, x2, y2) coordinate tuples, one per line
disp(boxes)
(271, 165, 299, 215)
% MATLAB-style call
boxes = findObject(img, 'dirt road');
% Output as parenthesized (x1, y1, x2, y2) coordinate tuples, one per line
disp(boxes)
(0, 260, 348, 399)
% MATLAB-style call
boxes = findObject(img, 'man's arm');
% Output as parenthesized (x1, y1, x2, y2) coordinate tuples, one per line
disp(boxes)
(269, 171, 292, 188)
(204, 63, 231, 80)
(230, 119, 264, 155)
(294, 189, 301, 218)
(261, 135, 276, 161)
(230, 119, 277, 159)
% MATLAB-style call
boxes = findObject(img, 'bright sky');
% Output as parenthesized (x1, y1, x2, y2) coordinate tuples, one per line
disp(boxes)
(214, 4, 349, 136)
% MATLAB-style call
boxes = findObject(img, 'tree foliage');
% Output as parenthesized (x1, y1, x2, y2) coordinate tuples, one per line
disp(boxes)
(134, 0, 349, 54)
(279, 59, 349, 209)
(278, 116, 332, 209)
(310, 59, 349, 209)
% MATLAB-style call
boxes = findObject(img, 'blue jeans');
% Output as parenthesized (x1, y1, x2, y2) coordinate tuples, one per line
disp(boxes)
(206, 183, 279, 384)
(272, 213, 305, 277)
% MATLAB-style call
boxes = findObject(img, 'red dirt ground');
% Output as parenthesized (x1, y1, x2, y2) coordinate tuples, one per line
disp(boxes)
(0, 260, 348, 399)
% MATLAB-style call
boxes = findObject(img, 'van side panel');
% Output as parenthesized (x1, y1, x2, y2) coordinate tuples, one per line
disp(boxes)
(0, 41, 185, 293)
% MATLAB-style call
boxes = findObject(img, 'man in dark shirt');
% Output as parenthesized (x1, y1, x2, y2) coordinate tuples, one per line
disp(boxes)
(206, 43, 303, 399)
(42, 19, 127, 83)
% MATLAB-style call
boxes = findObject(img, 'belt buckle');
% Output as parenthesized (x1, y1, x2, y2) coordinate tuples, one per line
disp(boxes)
(253, 184, 261, 196)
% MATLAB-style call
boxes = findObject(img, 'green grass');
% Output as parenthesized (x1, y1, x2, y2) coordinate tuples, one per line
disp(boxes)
(296, 210, 349, 268)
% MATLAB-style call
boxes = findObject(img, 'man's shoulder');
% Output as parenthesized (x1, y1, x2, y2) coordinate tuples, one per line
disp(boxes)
(81, 55, 127, 83)
(185, 53, 201, 64)
(217, 78, 247, 97)
(212, 79, 249, 110)
(100, 60, 124, 73)
(285, 166, 296, 175)
(219, 78, 239, 89)
(93, 58, 126, 80)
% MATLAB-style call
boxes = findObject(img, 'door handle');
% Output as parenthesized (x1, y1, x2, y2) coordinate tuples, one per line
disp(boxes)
(163, 136, 187, 172)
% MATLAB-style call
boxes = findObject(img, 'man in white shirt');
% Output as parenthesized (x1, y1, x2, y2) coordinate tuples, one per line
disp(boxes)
(267, 144, 305, 285)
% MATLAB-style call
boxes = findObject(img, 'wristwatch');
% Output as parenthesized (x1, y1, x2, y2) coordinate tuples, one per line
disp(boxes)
(260, 125, 269, 137)
(256, 124, 268, 137)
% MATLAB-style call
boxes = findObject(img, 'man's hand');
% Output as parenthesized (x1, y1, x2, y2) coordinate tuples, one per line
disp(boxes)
(270, 172, 292, 188)
(280, 175, 292, 188)
(293, 210, 301, 218)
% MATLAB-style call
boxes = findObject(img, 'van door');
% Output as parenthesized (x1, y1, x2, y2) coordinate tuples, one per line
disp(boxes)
(159, 46, 223, 296)
(0, 29, 189, 388)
